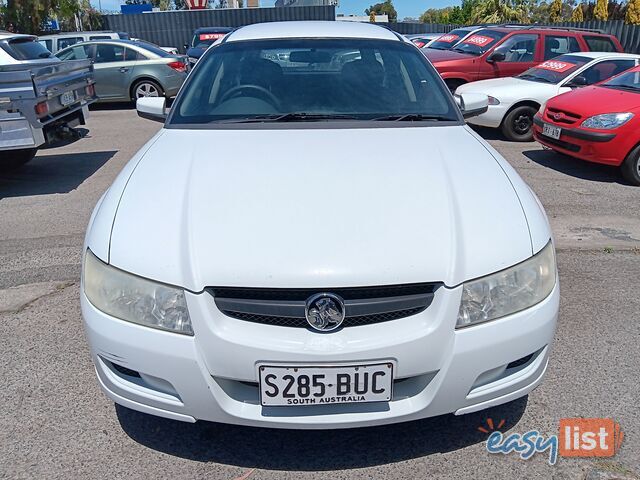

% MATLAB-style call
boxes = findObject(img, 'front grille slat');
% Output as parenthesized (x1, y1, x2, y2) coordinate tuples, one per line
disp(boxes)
(209, 283, 438, 329)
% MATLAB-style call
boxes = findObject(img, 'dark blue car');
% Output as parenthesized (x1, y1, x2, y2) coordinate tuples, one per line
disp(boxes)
(185, 27, 233, 64)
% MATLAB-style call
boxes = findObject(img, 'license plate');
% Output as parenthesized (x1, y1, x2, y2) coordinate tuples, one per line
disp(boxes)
(60, 91, 76, 106)
(259, 363, 393, 407)
(542, 123, 561, 140)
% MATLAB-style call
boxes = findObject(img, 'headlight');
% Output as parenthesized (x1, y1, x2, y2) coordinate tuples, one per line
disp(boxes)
(83, 249, 193, 335)
(581, 113, 633, 130)
(487, 96, 500, 106)
(457, 241, 556, 328)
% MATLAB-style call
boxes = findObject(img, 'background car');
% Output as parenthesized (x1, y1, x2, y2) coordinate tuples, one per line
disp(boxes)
(405, 33, 441, 48)
(185, 26, 233, 64)
(56, 39, 188, 102)
(457, 52, 640, 141)
(425, 25, 491, 51)
(533, 65, 640, 185)
(38, 31, 130, 53)
(424, 26, 623, 92)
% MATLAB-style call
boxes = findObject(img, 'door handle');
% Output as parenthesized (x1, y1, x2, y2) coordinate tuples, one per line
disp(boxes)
(119, 67, 129, 73)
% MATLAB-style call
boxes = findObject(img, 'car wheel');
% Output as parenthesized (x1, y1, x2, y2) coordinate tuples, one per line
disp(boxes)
(0, 148, 37, 171)
(445, 79, 465, 94)
(502, 105, 537, 142)
(132, 80, 164, 101)
(621, 144, 640, 186)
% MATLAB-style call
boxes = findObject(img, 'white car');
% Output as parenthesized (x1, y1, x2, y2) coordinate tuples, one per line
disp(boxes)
(81, 21, 559, 429)
(456, 52, 640, 141)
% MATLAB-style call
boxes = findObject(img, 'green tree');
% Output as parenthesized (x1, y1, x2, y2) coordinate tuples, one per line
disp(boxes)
(626, 0, 640, 23)
(571, 3, 585, 20)
(365, 0, 397, 22)
(471, 0, 531, 23)
(549, 0, 563, 21)
(593, 0, 608, 20)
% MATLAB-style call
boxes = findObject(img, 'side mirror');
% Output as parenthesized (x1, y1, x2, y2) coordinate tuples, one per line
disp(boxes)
(487, 51, 506, 63)
(455, 93, 489, 119)
(566, 75, 587, 88)
(183, 43, 189, 51)
(137, 97, 167, 123)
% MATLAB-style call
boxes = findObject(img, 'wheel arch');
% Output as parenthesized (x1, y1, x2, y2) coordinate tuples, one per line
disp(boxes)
(500, 100, 541, 127)
(129, 76, 165, 100)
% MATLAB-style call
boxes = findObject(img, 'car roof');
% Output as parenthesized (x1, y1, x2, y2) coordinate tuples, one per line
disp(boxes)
(226, 21, 402, 43)
(557, 51, 640, 60)
(194, 27, 234, 34)
(480, 26, 610, 36)
(0, 32, 35, 41)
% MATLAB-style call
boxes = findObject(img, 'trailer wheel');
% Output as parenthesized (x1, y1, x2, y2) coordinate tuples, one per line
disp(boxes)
(1, 148, 37, 171)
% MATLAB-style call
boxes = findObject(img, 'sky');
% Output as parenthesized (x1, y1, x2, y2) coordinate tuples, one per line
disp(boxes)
(90, 1, 457, 18)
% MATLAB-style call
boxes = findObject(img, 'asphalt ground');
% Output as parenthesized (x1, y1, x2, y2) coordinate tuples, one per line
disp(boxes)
(1, 106, 639, 480)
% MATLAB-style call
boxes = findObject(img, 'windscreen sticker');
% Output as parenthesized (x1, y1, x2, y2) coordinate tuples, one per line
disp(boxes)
(463, 35, 494, 46)
(436, 34, 460, 43)
(536, 60, 577, 72)
(199, 33, 225, 41)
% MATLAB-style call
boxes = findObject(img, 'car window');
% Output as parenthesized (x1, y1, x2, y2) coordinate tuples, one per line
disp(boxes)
(38, 39, 53, 52)
(543, 35, 581, 60)
(171, 38, 458, 125)
(56, 44, 92, 61)
(494, 34, 538, 62)
(579, 59, 637, 85)
(518, 54, 591, 84)
(584, 36, 617, 52)
(134, 42, 170, 57)
(94, 44, 135, 63)
(90, 35, 112, 40)
(58, 37, 83, 50)
(192, 32, 227, 49)
(601, 68, 640, 92)
(428, 29, 470, 50)
(1, 38, 53, 60)
(452, 29, 507, 56)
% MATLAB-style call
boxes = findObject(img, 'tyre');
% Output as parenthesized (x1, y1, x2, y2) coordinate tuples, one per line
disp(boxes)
(501, 105, 537, 142)
(621, 144, 640, 186)
(445, 79, 465, 94)
(131, 79, 164, 101)
(0, 148, 37, 171)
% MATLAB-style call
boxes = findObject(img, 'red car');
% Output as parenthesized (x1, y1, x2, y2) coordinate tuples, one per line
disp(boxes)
(424, 26, 623, 92)
(533, 65, 640, 185)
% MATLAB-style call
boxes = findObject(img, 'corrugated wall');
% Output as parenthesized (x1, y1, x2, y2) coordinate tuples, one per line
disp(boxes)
(102, 6, 335, 52)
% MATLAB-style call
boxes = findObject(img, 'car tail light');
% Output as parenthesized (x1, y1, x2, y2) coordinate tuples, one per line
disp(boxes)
(34, 101, 48, 116)
(85, 84, 95, 97)
(167, 61, 187, 73)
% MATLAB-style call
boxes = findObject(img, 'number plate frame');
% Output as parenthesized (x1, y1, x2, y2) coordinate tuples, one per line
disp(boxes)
(542, 123, 562, 140)
(258, 363, 394, 407)
(59, 90, 76, 107)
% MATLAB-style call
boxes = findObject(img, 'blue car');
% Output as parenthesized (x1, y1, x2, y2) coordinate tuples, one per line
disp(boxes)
(185, 27, 233, 64)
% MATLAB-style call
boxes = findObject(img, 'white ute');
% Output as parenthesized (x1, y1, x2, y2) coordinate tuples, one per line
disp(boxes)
(456, 52, 640, 141)
(81, 21, 559, 429)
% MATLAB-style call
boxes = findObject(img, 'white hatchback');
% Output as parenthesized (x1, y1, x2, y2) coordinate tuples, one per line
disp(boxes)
(457, 52, 640, 141)
(81, 21, 559, 429)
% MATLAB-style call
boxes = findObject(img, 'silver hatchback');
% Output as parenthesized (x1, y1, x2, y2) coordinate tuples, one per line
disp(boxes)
(55, 39, 188, 102)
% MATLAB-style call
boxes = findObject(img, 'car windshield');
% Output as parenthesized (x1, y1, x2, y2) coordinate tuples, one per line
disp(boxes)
(2, 38, 53, 60)
(192, 32, 227, 49)
(427, 29, 472, 50)
(517, 55, 591, 84)
(601, 68, 640, 93)
(450, 29, 506, 56)
(170, 38, 458, 126)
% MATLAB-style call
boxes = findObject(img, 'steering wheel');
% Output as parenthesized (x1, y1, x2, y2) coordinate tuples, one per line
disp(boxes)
(220, 84, 280, 109)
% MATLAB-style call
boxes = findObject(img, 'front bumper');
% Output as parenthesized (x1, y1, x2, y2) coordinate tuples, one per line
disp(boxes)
(465, 104, 509, 129)
(81, 282, 559, 429)
(533, 116, 625, 166)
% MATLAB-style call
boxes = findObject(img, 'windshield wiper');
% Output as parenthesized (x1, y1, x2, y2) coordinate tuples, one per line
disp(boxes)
(603, 84, 640, 92)
(219, 112, 360, 123)
(452, 47, 477, 56)
(373, 113, 451, 122)
(518, 74, 553, 83)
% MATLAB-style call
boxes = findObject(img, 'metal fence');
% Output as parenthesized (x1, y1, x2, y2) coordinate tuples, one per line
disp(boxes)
(101, 5, 335, 52)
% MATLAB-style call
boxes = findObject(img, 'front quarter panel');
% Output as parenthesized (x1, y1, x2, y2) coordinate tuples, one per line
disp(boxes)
(84, 130, 166, 263)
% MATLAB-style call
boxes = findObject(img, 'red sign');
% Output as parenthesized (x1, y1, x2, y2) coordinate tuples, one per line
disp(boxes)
(199, 33, 225, 41)
(536, 60, 577, 72)
(437, 34, 460, 43)
(463, 35, 493, 47)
